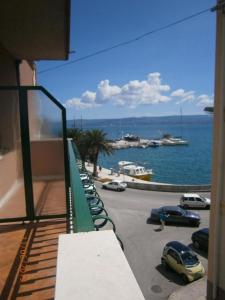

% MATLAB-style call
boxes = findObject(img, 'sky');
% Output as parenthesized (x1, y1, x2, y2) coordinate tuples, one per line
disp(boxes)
(37, 0, 216, 120)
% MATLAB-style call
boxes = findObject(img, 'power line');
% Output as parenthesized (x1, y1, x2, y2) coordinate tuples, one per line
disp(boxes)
(38, 6, 212, 75)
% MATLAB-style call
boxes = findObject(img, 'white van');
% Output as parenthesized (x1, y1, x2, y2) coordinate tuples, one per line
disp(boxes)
(180, 193, 211, 209)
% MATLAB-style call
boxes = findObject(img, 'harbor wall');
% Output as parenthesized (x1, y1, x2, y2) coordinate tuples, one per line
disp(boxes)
(126, 181, 211, 193)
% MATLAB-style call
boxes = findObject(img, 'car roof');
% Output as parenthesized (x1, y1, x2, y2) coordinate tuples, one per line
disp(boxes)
(183, 193, 200, 197)
(166, 241, 190, 252)
(195, 228, 209, 235)
(161, 206, 182, 212)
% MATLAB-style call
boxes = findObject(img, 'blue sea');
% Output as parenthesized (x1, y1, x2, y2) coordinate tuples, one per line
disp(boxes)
(68, 115, 213, 185)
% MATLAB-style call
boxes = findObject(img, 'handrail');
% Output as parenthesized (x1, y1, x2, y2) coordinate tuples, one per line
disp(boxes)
(0, 86, 70, 227)
(68, 140, 95, 232)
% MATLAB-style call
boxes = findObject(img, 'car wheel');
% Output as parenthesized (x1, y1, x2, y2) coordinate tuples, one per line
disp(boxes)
(193, 240, 200, 249)
(206, 205, 210, 209)
(181, 274, 189, 284)
(161, 258, 169, 270)
(183, 204, 189, 209)
(102, 185, 106, 189)
(190, 220, 199, 227)
(195, 221, 200, 227)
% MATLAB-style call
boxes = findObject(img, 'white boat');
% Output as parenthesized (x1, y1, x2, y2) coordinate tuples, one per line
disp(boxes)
(118, 161, 153, 181)
(160, 134, 188, 146)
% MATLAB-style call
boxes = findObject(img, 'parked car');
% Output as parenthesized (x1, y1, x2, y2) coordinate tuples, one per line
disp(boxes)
(150, 206, 200, 226)
(192, 228, 209, 251)
(180, 193, 211, 209)
(102, 180, 127, 191)
(83, 180, 96, 193)
(161, 241, 205, 283)
(80, 173, 89, 181)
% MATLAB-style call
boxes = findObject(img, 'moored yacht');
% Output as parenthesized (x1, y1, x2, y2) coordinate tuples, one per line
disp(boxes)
(118, 161, 153, 181)
(160, 134, 188, 146)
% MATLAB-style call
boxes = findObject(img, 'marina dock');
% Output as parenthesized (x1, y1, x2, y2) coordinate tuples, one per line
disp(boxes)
(109, 137, 188, 149)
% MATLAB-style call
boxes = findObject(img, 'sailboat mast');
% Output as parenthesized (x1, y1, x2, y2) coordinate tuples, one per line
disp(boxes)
(180, 105, 183, 138)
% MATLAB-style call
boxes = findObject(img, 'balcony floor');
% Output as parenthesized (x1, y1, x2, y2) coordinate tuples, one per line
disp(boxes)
(0, 219, 67, 300)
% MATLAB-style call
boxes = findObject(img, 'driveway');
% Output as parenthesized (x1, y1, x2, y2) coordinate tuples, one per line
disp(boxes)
(96, 183, 210, 300)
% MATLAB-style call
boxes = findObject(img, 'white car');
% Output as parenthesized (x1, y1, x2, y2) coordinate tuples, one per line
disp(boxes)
(180, 193, 211, 209)
(80, 173, 89, 181)
(102, 180, 127, 191)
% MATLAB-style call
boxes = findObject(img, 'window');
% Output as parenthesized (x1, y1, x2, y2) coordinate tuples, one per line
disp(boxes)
(168, 249, 180, 263)
(167, 210, 182, 216)
(196, 197, 203, 202)
(188, 197, 195, 202)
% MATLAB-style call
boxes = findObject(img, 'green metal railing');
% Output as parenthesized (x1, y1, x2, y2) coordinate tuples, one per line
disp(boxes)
(68, 140, 95, 232)
(0, 86, 70, 227)
(68, 140, 124, 249)
(0, 86, 123, 247)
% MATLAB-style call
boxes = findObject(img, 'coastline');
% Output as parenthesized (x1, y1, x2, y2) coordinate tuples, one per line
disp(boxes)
(85, 163, 211, 193)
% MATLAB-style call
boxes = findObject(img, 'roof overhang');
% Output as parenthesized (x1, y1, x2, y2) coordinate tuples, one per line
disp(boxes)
(0, 0, 70, 60)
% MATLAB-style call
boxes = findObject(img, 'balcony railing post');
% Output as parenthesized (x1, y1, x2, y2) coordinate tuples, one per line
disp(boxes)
(19, 87, 35, 220)
(62, 109, 71, 233)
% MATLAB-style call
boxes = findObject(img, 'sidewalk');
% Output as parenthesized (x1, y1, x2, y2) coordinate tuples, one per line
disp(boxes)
(168, 278, 207, 300)
(85, 163, 147, 183)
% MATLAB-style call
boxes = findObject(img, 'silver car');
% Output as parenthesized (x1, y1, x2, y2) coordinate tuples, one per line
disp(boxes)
(102, 180, 127, 191)
(180, 193, 211, 209)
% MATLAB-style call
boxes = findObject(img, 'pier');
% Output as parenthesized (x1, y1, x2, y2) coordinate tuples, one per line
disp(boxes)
(109, 137, 188, 150)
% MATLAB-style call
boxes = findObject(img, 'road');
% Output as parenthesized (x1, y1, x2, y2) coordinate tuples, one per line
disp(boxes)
(95, 183, 210, 300)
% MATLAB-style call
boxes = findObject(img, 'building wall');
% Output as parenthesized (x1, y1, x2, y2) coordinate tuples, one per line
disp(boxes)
(19, 60, 36, 85)
(0, 43, 18, 85)
(207, 4, 225, 300)
(0, 44, 35, 213)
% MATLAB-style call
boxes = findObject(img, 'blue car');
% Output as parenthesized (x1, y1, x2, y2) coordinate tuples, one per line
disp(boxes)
(150, 206, 200, 227)
(192, 228, 209, 251)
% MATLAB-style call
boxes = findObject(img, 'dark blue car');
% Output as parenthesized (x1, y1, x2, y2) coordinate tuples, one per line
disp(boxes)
(150, 206, 200, 227)
(191, 228, 209, 251)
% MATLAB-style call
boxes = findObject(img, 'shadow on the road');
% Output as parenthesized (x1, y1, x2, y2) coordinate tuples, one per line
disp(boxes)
(146, 218, 158, 224)
(187, 243, 208, 259)
(177, 205, 210, 211)
(155, 264, 186, 286)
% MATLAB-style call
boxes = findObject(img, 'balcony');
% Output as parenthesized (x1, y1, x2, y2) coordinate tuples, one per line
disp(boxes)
(0, 1, 70, 60)
(0, 86, 144, 299)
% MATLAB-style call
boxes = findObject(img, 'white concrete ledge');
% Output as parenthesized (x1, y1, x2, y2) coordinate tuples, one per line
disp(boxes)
(55, 230, 145, 300)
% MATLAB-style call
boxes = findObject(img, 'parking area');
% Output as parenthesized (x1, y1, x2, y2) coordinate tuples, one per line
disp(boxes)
(96, 182, 210, 300)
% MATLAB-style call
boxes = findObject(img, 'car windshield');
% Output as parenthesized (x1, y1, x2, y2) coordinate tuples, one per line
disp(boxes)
(181, 252, 199, 266)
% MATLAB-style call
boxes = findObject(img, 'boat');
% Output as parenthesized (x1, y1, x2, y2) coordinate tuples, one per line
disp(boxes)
(118, 161, 153, 181)
(123, 134, 140, 142)
(160, 134, 188, 146)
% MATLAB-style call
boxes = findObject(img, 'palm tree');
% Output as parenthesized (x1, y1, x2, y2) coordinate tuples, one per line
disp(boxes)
(67, 128, 89, 165)
(86, 129, 113, 176)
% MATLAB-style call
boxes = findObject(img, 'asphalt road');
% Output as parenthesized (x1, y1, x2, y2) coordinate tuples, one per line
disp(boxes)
(95, 182, 210, 300)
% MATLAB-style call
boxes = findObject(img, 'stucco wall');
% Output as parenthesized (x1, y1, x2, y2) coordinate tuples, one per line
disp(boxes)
(30, 140, 65, 179)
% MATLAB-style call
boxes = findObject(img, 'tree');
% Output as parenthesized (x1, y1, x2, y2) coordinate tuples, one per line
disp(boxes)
(86, 129, 113, 176)
(67, 128, 89, 165)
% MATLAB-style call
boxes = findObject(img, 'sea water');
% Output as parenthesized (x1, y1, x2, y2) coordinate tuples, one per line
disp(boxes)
(69, 115, 213, 185)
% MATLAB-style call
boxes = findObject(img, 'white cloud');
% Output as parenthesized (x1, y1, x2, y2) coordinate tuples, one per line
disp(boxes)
(197, 94, 214, 106)
(64, 72, 171, 109)
(64, 72, 213, 111)
(171, 89, 195, 104)
(96, 80, 121, 103)
(64, 97, 99, 109)
(81, 90, 96, 103)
